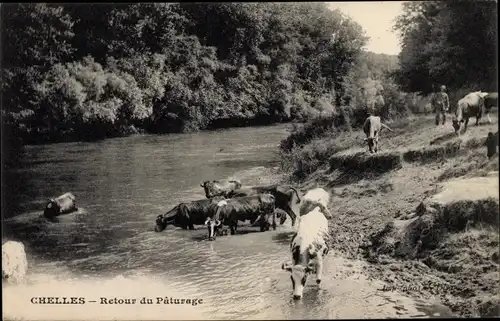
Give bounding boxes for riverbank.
[280,114,499,317]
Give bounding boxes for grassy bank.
[279,112,499,317]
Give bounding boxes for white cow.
[296,188,332,224]
[453,91,490,135]
[281,206,330,300]
[2,241,28,285]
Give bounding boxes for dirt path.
[290,114,499,317]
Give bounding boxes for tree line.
[3,3,394,146]
[393,0,497,100]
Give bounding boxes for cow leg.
[272,211,277,230]
[230,225,237,235]
[284,206,297,227]
[181,225,188,230]
[315,254,324,285]
[374,135,379,153]
[442,111,446,125]
[464,118,470,132]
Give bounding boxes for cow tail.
[381,123,393,132]
[290,187,301,204]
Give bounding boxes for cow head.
[205,217,221,241]
[281,261,315,300]
[364,137,375,153]
[154,214,168,232]
[200,180,224,198]
[205,200,227,240]
[43,198,60,218]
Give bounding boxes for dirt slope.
[295,114,499,317]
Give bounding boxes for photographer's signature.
[378,283,452,292]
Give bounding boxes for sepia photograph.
[1,1,498,320]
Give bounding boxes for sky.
[327,1,403,56]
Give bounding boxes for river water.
[2,124,450,320]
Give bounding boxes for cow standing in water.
[154,196,225,232]
[219,184,302,227]
[281,206,330,300]
[43,192,78,219]
[201,179,242,198]
[2,241,28,285]
[205,194,276,241]
[297,188,333,224]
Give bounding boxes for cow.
[205,194,276,241]
[154,196,224,232]
[2,241,28,285]
[43,192,77,219]
[201,179,242,198]
[452,91,490,135]
[281,206,330,300]
[485,131,499,159]
[297,188,333,225]
[362,115,393,153]
[227,184,302,227]
[484,92,498,111]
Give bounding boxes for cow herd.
[361,91,498,154]
[3,180,334,300]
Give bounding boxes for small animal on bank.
[201,179,242,198]
[43,192,78,219]
[484,92,498,113]
[281,206,330,300]
[223,184,302,227]
[154,196,225,232]
[205,193,276,241]
[452,91,490,135]
[485,131,499,159]
[362,115,393,153]
[2,241,28,285]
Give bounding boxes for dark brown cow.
[43,192,78,219]
[484,92,498,111]
[201,179,242,198]
[205,194,276,241]
[154,196,224,232]
[227,184,302,227]
[485,131,499,159]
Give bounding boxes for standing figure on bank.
[432,85,450,126]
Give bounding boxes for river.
[2,124,451,320]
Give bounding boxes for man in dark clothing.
[432,85,450,126]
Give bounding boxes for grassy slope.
[286,113,499,317]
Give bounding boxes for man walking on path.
[432,85,450,126]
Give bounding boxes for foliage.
[393,0,497,94]
[2,3,376,145]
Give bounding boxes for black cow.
[154,196,224,232]
[205,194,276,241]
[43,192,78,219]
[227,184,302,227]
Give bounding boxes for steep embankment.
[290,115,499,317]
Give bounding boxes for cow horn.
[281,262,292,271]
[215,220,221,226]
[204,219,210,225]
